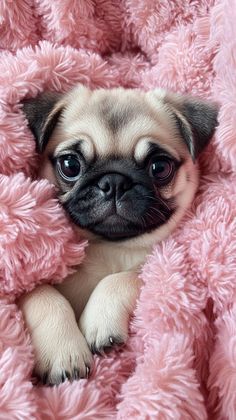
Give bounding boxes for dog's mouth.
[65,206,174,241]
[90,214,143,240]
[61,181,175,241]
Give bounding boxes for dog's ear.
[22,92,64,153]
[158,91,219,161]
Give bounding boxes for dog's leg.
[18,284,93,385]
[79,272,142,353]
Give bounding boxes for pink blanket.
[1,0,236,418]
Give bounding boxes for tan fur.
[18,85,215,385]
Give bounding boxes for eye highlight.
[148,156,175,185]
[57,154,81,182]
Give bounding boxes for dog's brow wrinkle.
[107,110,132,133]
[99,100,137,133]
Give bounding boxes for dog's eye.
[149,156,175,184]
[57,155,81,181]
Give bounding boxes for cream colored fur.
[19,85,203,384]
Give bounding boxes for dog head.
[23,85,218,245]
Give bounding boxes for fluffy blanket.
[0,0,236,418]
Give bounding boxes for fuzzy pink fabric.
[0,0,236,418]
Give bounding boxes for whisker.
[144,194,172,213]
[140,215,146,229]
[147,206,167,222]
[151,203,172,217]
[156,195,172,212]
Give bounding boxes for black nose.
[97,174,132,199]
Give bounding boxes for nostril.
[101,181,111,193]
[97,174,132,198]
[97,177,113,194]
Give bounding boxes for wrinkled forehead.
[49,89,184,160]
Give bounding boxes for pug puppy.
[19,85,218,385]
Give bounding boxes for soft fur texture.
[0,0,236,418]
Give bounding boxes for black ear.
[165,94,219,161]
[22,92,63,153]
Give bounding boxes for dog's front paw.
[79,294,129,354]
[32,320,93,385]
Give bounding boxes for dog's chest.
[82,241,148,280]
[57,241,149,317]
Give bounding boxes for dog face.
[23,85,218,244]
